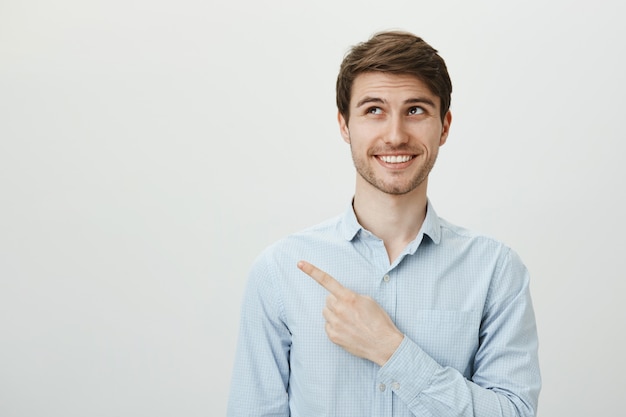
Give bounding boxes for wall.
[1,1,624,415]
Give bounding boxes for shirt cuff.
[376,335,441,407]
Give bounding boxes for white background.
[1,0,624,416]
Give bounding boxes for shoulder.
[266,214,344,254]
[250,214,345,275]
[437,217,510,252]
[436,216,528,277]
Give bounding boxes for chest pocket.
[404,310,481,377]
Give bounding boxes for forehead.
[350,72,440,107]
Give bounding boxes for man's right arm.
[227,257,291,417]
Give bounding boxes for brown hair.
[336,31,452,122]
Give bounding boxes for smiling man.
[227,31,541,417]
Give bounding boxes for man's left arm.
[298,249,541,417]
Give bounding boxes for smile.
[378,155,414,164]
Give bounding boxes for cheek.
[348,123,379,140]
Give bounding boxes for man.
[227,31,541,417]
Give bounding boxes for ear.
[439,111,452,146]
[338,112,350,144]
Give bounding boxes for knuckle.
[344,292,358,304]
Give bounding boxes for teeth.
[379,155,412,163]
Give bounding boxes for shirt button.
[391,382,400,390]
[383,275,390,282]
[378,383,386,392]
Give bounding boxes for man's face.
[339,72,451,196]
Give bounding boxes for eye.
[408,106,424,115]
[366,107,383,115]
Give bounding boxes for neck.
[353,179,428,263]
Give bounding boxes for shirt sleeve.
[227,255,291,417]
[377,248,541,417]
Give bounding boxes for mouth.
[376,155,415,164]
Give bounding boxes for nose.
[384,115,409,146]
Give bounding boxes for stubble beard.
[350,145,438,196]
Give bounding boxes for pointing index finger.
[297,260,349,298]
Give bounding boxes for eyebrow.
[355,97,385,108]
[355,96,436,108]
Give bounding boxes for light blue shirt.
[227,201,541,416]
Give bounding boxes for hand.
[297,260,404,366]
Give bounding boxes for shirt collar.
[339,198,442,246]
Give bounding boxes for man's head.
[336,31,452,123]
